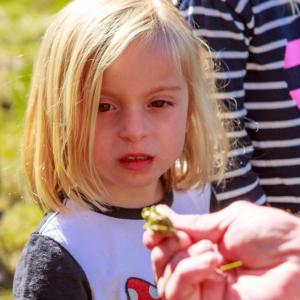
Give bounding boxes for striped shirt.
[178,0,300,212]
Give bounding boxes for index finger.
[155,202,247,243]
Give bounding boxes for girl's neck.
[104,180,164,209]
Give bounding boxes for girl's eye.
[150,100,172,108]
[98,103,115,112]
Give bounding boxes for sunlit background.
[0,1,69,298]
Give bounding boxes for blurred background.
[0,1,69,298]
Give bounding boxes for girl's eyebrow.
[101,85,182,98]
[145,85,182,95]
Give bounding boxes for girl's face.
[93,40,189,205]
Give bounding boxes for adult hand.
[143,201,300,300]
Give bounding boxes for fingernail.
[157,279,163,296]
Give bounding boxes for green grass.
[0,0,70,296]
[0,288,13,300]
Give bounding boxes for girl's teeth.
[125,156,148,161]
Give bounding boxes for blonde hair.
[22,0,228,212]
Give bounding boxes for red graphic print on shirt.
[126,277,161,300]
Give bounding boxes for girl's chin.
[103,177,162,192]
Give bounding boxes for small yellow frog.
[141,206,176,233]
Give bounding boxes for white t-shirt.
[13,187,211,300]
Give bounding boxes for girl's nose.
[119,108,148,142]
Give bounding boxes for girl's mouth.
[119,154,154,171]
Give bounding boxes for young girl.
[13,0,228,299]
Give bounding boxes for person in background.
[144,202,300,300]
[176,0,300,213]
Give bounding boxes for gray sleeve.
[13,233,92,300]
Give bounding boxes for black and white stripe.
[179,0,300,212]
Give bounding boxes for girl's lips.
[119,154,154,171]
